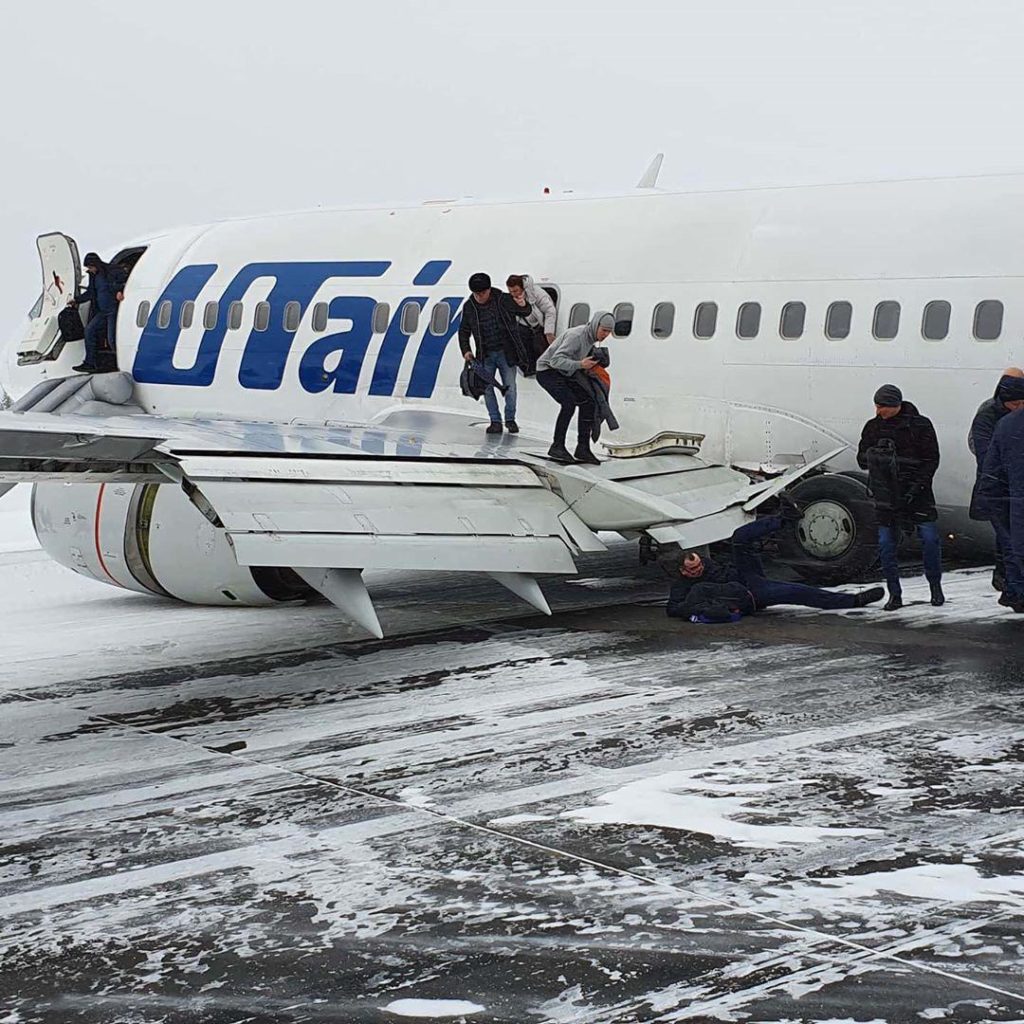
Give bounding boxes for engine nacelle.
[31,481,312,605]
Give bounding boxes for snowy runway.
[1,525,1023,1022]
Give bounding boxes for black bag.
[58,305,85,344]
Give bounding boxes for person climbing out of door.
[69,252,127,373]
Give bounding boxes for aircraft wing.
[0,376,844,634]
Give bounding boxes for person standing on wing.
[857,384,943,611]
[535,311,613,465]
[968,368,1024,596]
[458,272,523,435]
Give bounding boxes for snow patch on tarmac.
[384,998,484,1017]
[563,768,880,848]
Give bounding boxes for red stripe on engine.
[93,483,122,587]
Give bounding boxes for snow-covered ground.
[0,483,37,553]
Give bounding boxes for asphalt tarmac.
[2,554,1023,1023]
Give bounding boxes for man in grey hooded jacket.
[536,311,614,464]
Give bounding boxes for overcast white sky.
[4,0,1024,333]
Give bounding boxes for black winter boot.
[574,445,601,466]
[547,443,574,464]
[486,422,503,435]
[883,590,903,611]
[929,581,945,607]
[505,420,519,434]
[854,586,885,607]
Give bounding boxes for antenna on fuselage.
[636,153,664,189]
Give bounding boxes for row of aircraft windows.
[568,299,1007,342]
[137,298,441,337]
[136,296,1008,345]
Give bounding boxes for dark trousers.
[536,368,594,448]
[878,522,942,595]
[993,522,1024,598]
[84,311,117,365]
[732,516,857,611]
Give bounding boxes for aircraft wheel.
[778,474,879,584]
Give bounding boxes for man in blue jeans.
[976,405,1024,612]
[857,384,943,611]
[667,513,884,622]
[457,272,525,435]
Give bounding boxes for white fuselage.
[11,174,1023,543]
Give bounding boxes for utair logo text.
[132,260,463,398]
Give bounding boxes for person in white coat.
[516,274,557,345]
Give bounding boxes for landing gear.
[778,473,879,585]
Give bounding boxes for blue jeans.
[731,516,857,610]
[878,522,942,595]
[746,576,858,611]
[993,522,1024,598]
[482,351,517,424]
[84,311,117,364]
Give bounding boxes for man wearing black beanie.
[857,384,943,610]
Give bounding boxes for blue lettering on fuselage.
[132,260,466,400]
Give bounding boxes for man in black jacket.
[69,252,127,373]
[666,514,883,622]
[857,384,943,611]
[458,272,526,435]
[968,369,1024,593]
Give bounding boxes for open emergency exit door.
[17,232,81,364]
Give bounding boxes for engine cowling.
[31,481,313,605]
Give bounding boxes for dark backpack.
[58,305,85,344]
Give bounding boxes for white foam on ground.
[383,999,484,1018]
[761,862,1024,912]
[563,768,880,849]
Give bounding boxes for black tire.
[778,473,879,585]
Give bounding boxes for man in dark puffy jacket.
[968,369,1024,593]
[458,272,527,435]
[667,514,883,622]
[976,407,1024,612]
[857,384,942,611]
[69,252,127,373]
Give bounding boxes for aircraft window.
[203,301,219,330]
[825,301,852,340]
[872,301,900,340]
[311,301,329,333]
[973,300,1003,341]
[227,301,244,331]
[736,302,761,339]
[29,293,43,319]
[253,301,271,332]
[568,302,590,328]
[400,302,420,335]
[283,300,302,332]
[135,301,151,329]
[651,302,675,339]
[179,301,194,330]
[922,300,951,340]
[693,301,718,339]
[372,302,391,333]
[430,302,451,334]
[156,300,172,330]
[779,301,805,340]
[613,302,634,337]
